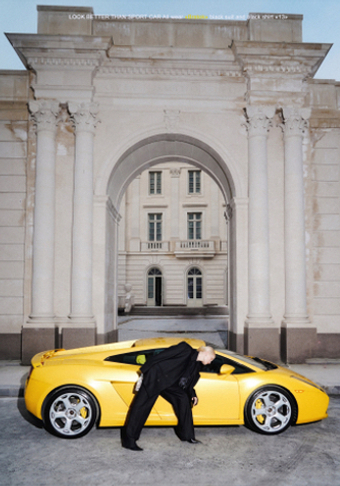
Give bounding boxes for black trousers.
[122,383,195,446]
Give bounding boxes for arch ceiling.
[106,133,236,209]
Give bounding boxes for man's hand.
[191,396,198,407]
[135,374,143,392]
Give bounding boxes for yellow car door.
[153,359,240,424]
[193,370,240,423]
[100,350,162,425]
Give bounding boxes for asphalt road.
[1,397,339,486]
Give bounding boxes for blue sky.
[1,0,339,80]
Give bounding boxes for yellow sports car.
[24,337,329,439]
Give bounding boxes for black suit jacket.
[140,342,200,399]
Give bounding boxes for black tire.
[42,386,99,439]
[244,386,297,435]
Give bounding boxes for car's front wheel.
[42,387,98,439]
[245,386,297,435]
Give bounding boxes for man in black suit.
[121,341,216,451]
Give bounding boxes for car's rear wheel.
[245,386,297,435]
[42,387,98,439]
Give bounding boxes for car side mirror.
[219,364,235,375]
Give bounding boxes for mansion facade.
[0,6,339,364]
[118,163,228,309]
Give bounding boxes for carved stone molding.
[27,57,100,69]
[99,65,241,78]
[243,106,275,137]
[68,102,100,133]
[164,109,180,132]
[244,63,311,76]
[224,204,233,222]
[170,168,181,178]
[280,108,310,138]
[28,100,61,133]
[106,196,122,223]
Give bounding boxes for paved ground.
[1,396,339,486]
[118,315,230,348]
[1,316,339,485]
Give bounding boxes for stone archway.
[93,133,247,353]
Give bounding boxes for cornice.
[6,33,113,51]
[232,41,332,79]
[6,33,113,71]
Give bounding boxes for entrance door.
[187,267,203,307]
[147,268,162,306]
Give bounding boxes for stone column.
[280,108,316,363]
[22,100,60,364]
[244,106,279,361]
[66,102,98,343]
[29,100,60,317]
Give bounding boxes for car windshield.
[216,350,269,371]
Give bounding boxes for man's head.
[197,346,216,365]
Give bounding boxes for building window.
[149,171,162,195]
[148,213,162,241]
[188,213,202,240]
[188,170,201,194]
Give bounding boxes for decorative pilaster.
[68,102,99,322]
[170,168,181,241]
[244,106,279,361]
[129,176,141,251]
[280,108,315,362]
[164,110,180,132]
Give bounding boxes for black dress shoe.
[122,443,143,451]
[187,438,202,444]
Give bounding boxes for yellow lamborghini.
[24,337,329,439]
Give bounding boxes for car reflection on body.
[24,337,329,439]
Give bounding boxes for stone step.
[128,306,229,316]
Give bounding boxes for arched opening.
[94,132,243,350]
[105,133,235,209]
[187,267,203,307]
[147,267,163,307]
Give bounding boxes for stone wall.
[0,6,339,362]
[0,71,29,359]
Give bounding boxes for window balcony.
[138,240,227,256]
[174,240,216,258]
[140,241,170,251]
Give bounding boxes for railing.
[174,240,216,258]
[140,241,170,251]
[175,240,215,250]
[138,240,227,255]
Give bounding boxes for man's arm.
[140,341,192,374]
